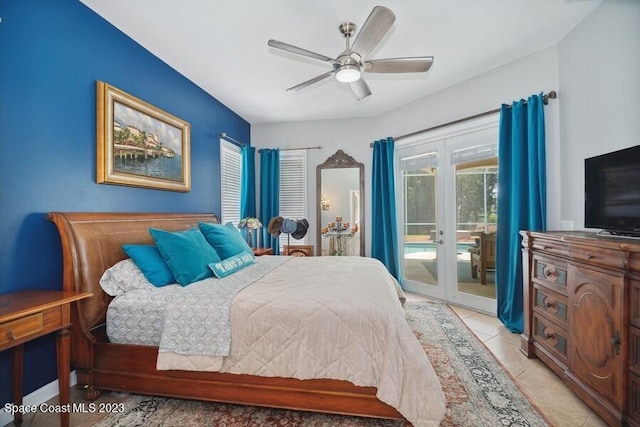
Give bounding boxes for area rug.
[94,301,548,427]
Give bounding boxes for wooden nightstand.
[0,290,92,427]
[252,247,274,256]
[283,245,314,257]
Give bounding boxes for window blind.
[220,139,242,225]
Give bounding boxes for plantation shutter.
[220,139,242,225]
[279,150,307,246]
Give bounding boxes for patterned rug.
[94,301,548,426]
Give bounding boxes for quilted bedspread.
[158,256,290,356]
[154,256,445,426]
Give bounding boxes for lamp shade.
[238,217,262,229]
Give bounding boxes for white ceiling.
[80,0,602,124]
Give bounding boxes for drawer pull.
[1,313,44,342]
[544,301,554,309]
[544,332,553,340]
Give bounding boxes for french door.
[396,115,499,314]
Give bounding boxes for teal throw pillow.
[149,228,221,286]
[199,222,254,260]
[122,244,176,287]
[208,250,255,278]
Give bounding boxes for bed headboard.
[47,212,219,334]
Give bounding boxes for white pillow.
[99,258,156,296]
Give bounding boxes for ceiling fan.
[267,6,433,101]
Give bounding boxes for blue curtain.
[240,145,256,218]
[371,137,400,281]
[496,93,546,333]
[259,149,280,254]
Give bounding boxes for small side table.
[252,247,274,256]
[283,245,314,257]
[0,290,92,427]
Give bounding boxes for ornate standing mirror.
[316,150,365,256]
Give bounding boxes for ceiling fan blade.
[287,70,335,91]
[350,6,396,59]
[268,39,335,63]
[349,78,372,101]
[364,57,434,73]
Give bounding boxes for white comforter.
[155,256,445,426]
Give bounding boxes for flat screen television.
[585,145,640,237]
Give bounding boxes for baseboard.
[0,371,77,426]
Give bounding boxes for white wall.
[252,0,639,254]
[557,0,640,230]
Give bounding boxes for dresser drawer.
[531,239,569,258]
[532,284,568,329]
[570,245,627,271]
[532,255,568,296]
[533,313,568,367]
[0,307,63,348]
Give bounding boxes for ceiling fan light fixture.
[335,65,361,83]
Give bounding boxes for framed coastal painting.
[96,81,191,191]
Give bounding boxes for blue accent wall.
[0,0,250,405]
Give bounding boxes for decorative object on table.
[237,217,262,248]
[267,217,310,248]
[96,81,191,192]
[281,218,298,235]
[321,217,356,256]
[291,219,309,240]
[267,216,284,238]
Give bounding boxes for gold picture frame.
[96,81,191,192]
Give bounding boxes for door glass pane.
[455,159,498,299]
[402,162,438,286]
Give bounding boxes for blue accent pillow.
[122,244,176,287]
[208,250,255,278]
[199,222,254,260]
[149,228,222,286]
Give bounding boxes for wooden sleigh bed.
[47,211,404,420]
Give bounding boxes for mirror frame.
[316,150,365,256]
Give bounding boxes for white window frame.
[220,139,242,225]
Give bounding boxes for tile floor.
[441,302,608,427]
[4,296,608,427]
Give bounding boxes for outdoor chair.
[470,232,496,285]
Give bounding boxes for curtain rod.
[219,132,245,147]
[372,90,557,145]
[258,146,322,153]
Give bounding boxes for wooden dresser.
[520,231,640,426]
